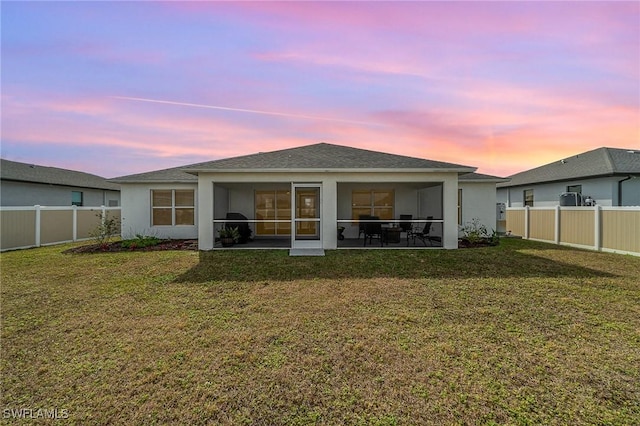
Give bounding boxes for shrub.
[218,227,240,243]
[460,218,499,246]
[121,234,162,249]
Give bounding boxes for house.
[497,147,640,208]
[0,158,120,207]
[110,143,505,253]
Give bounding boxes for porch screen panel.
[276,190,291,235]
[373,190,393,220]
[352,191,371,222]
[351,190,394,221]
[256,192,276,235]
[255,190,291,236]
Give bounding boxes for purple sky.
[2,1,638,178]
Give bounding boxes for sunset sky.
[2,1,638,179]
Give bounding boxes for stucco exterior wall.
[497,176,640,207]
[459,181,498,233]
[1,180,120,207]
[119,182,198,239]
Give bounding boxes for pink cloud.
[5,82,636,179]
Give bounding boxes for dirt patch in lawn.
[63,239,198,254]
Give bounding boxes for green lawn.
[1,240,639,425]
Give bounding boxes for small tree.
[89,212,118,249]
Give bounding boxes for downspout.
[617,175,632,206]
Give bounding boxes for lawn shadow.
[174,240,618,283]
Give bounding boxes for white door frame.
[291,183,322,249]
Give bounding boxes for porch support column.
[198,178,214,250]
[322,178,338,250]
[442,176,459,249]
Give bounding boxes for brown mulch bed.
[458,238,500,248]
[63,239,198,254]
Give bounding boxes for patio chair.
[358,214,371,239]
[399,214,412,243]
[408,216,435,246]
[363,216,384,247]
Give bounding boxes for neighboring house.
[110,143,505,252]
[0,158,120,207]
[497,147,640,207]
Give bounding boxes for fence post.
[72,205,78,242]
[594,205,602,251]
[554,205,561,244]
[524,206,530,239]
[34,205,41,247]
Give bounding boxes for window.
[151,189,194,226]
[108,200,119,207]
[255,190,291,235]
[352,190,394,221]
[71,191,83,206]
[524,189,534,207]
[567,184,582,194]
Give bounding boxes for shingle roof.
[1,158,120,191]
[497,147,640,188]
[184,143,474,171]
[459,172,509,182]
[109,164,198,183]
[111,143,476,183]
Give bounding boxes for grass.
[1,239,639,425]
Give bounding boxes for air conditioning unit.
[560,192,596,206]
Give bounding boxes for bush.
[218,227,240,243]
[460,218,499,247]
[121,234,163,249]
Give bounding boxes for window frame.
[523,189,534,207]
[151,189,195,226]
[255,189,291,236]
[566,184,582,194]
[71,191,83,207]
[351,189,395,222]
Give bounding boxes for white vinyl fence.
[506,206,640,256]
[0,205,121,252]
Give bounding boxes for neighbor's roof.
[1,158,120,191]
[111,143,476,183]
[497,147,640,188]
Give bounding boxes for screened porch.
[211,181,445,249]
